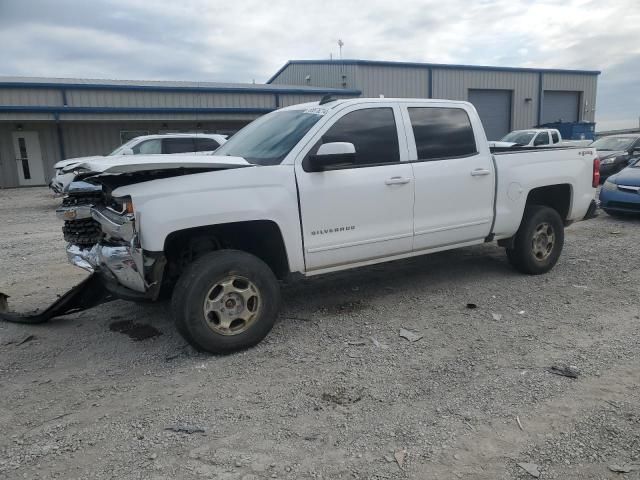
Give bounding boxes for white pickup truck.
[12,98,599,353]
[489,128,592,148]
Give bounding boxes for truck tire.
[506,205,564,275]
[171,250,281,354]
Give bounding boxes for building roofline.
[266,59,601,83]
[0,105,275,116]
[0,78,361,96]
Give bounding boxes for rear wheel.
[171,250,280,353]
[506,205,564,275]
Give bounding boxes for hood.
[54,156,104,170]
[596,150,625,160]
[64,154,251,174]
[610,165,640,186]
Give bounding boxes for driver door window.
[133,139,162,154]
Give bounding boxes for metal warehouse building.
[0,78,360,188]
[268,59,600,142]
[0,59,599,188]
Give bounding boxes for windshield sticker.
[303,107,328,116]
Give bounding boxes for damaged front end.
[57,179,165,301]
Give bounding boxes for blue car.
[599,159,640,215]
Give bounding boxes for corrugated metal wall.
[430,69,539,130]
[270,64,359,90]
[271,63,598,130]
[356,65,429,98]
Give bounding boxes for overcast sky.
[0,0,638,130]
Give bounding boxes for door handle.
[385,176,411,185]
[470,168,491,176]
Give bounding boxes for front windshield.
[590,136,636,151]
[214,110,323,165]
[501,131,536,144]
[108,138,139,156]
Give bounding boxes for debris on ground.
[466,303,477,309]
[547,365,580,379]
[399,328,423,342]
[608,464,640,473]
[517,462,540,478]
[492,313,503,321]
[164,425,206,434]
[518,310,526,315]
[516,415,524,431]
[4,334,35,346]
[394,449,407,469]
[609,231,622,235]
[370,337,389,349]
[346,340,366,346]
[0,292,8,313]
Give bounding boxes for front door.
[401,103,495,251]
[295,105,414,272]
[11,131,46,186]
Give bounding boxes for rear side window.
[408,107,477,160]
[195,138,220,152]
[163,138,196,154]
[133,139,162,154]
[321,108,400,166]
[534,133,550,146]
[551,131,560,143]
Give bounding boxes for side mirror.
[120,147,134,156]
[304,142,356,172]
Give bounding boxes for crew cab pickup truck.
[489,128,592,149]
[49,98,599,353]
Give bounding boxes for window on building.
[120,130,149,144]
[162,138,196,154]
[319,108,400,166]
[408,107,477,160]
[133,139,162,154]
[195,138,220,152]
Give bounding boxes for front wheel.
[171,250,281,353]
[506,205,564,275]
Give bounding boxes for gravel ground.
[0,187,639,480]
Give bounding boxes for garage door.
[468,89,512,141]
[542,91,580,124]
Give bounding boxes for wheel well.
[525,184,572,221]
[164,220,290,281]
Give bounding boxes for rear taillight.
[592,158,600,188]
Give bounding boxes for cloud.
[0,0,638,129]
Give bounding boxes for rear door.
[401,103,495,251]
[295,104,414,271]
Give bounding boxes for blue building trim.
[0,80,361,96]
[267,59,601,84]
[0,106,276,115]
[537,72,544,126]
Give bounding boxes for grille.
[62,193,102,207]
[62,218,103,246]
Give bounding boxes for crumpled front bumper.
[66,242,147,293]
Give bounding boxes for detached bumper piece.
[0,274,112,324]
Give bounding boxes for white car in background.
[49,133,228,194]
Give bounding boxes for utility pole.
[338,39,344,60]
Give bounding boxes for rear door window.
[534,133,550,146]
[163,138,196,154]
[407,107,477,160]
[551,131,560,143]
